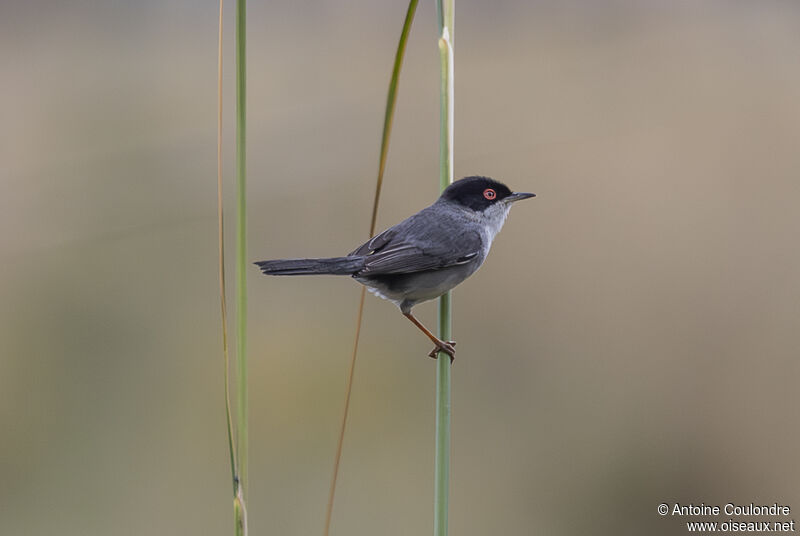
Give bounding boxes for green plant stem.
[370,0,419,234]
[219,0,246,533]
[323,3,419,535]
[435,2,454,536]
[235,0,248,500]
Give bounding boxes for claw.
[428,340,456,362]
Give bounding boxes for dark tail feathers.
[254,256,365,276]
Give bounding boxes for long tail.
[254,256,365,276]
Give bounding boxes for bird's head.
[438,175,535,239]
[440,175,535,212]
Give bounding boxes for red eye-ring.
[483,188,497,200]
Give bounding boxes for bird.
[255,175,535,361]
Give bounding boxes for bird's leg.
[402,312,456,362]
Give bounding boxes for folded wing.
[349,207,482,275]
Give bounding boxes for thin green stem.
[220,0,246,533]
[323,3,419,535]
[235,0,249,501]
[435,3,454,536]
[370,0,419,235]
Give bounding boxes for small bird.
[255,176,535,361]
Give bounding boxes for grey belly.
[355,261,479,312]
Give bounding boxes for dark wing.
[348,206,482,275]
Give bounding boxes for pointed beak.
[506,192,536,203]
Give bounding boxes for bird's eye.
[483,188,496,200]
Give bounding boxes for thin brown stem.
[323,286,367,536]
[218,0,239,489]
[323,3,419,535]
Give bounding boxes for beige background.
[2,1,799,534]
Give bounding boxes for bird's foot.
[428,340,456,363]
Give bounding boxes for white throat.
[481,201,513,241]
[459,201,512,252]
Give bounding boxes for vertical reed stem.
[434,2,454,536]
[235,0,249,498]
[220,0,247,532]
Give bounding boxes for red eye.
[483,188,496,200]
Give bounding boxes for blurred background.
[2,1,799,534]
